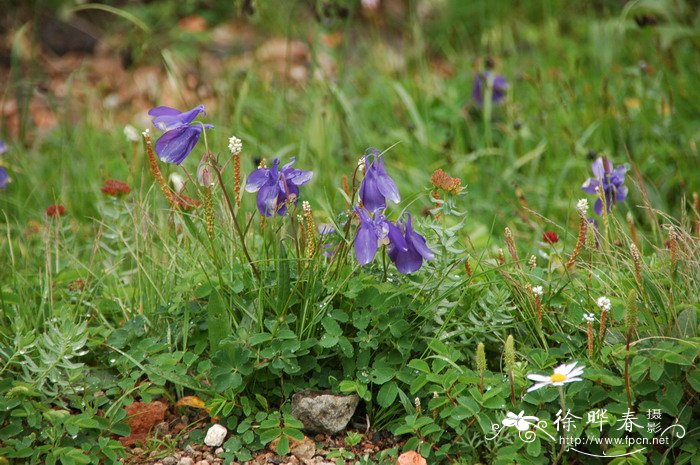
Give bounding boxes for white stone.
[204,424,227,447]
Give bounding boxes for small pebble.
[178,458,194,465]
[195,461,209,465]
[214,448,224,455]
[204,424,228,447]
[162,456,177,465]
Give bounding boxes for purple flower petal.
[375,158,401,204]
[388,244,423,274]
[0,167,9,189]
[386,221,408,252]
[581,177,600,194]
[591,158,605,179]
[150,105,205,131]
[355,222,378,265]
[594,198,603,215]
[359,169,386,212]
[611,165,627,185]
[154,126,203,165]
[245,168,270,192]
[616,186,628,202]
[283,167,314,186]
[257,183,280,217]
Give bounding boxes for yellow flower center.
[550,373,567,383]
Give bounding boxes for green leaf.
[408,359,431,373]
[276,435,289,455]
[207,292,228,354]
[688,370,700,393]
[377,381,399,407]
[259,427,282,444]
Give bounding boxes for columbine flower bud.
[228,136,242,155]
[124,124,139,142]
[197,157,215,187]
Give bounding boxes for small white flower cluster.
[141,128,150,138]
[583,312,595,322]
[228,136,243,155]
[531,285,543,297]
[596,296,611,313]
[357,157,366,173]
[124,124,140,142]
[302,200,312,213]
[576,198,589,216]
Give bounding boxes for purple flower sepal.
[354,207,407,266]
[245,158,313,217]
[148,105,213,165]
[581,157,628,215]
[388,214,434,274]
[472,71,508,107]
[359,149,400,212]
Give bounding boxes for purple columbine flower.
[472,71,508,107]
[359,149,400,212]
[354,207,407,265]
[0,167,8,189]
[245,158,313,217]
[581,157,628,215]
[148,105,213,165]
[388,214,434,274]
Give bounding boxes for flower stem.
[212,164,260,281]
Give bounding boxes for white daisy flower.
[596,296,611,313]
[502,411,540,431]
[526,362,584,392]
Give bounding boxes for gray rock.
[162,457,178,465]
[291,390,359,434]
[204,424,228,447]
